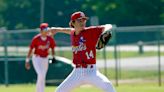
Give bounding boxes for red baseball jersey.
[30,34,56,57]
[71,26,104,64]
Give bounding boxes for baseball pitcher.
[50,11,115,92]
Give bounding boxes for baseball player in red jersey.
[25,23,56,92]
[50,11,116,92]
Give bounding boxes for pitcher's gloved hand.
[49,57,57,64]
[96,31,112,50]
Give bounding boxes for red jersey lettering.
[30,34,56,57]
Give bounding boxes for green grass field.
[0,83,164,92]
[0,69,163,92]
[0,50,163,92]
[99,68,164,79]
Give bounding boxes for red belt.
[75,64,94,68]
[35,54,47,58]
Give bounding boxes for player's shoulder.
[85,26,96,30]
[70,29,75,35]
[30,34,40,43]
[84,26,103,33]
[33,34,41,40]
[85,26,102,30]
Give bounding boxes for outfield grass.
[0,83,164,92]
[115,83,164,92]
[99,68,164,80]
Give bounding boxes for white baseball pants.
[56,65,116,92]
[32,55,49,92]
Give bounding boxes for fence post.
[157,31,161,86]
[113,25,119,86]
[3,29,9,87]
[138,41,144,54]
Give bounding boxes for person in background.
[25,23,56,92]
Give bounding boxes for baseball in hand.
[25,62,31,70]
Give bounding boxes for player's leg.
[40,57,49,92]
[56,68,82,92]
[88,70,116,92]
[32,56,48,92]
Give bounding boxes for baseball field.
[0,68,164,92]
[0,83,164,92]
[0,47,164,92]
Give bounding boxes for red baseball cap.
[70,11,88,21]
[40,23,48,31]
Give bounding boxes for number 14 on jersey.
[85,50,94,59]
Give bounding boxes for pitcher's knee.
[38,77,44,82]
[37,74,46,83]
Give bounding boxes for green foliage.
[0,0,163,30]
[82,0,164,26]
[0,0,40,29]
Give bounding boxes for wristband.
[26,58,30,63]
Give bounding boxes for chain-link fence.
[0,25,164,86]
[110,25,164,86]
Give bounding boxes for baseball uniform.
[30,34,56,92]
[56,26,115,92]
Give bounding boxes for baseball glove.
[96,30,112,50]
[49,57,57,64]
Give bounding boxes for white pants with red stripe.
[56,65,116,92]
[32,55,49,92]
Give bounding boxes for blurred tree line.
[0,0,163,30]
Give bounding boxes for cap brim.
[78,17,89,20]
[41,27,48,31]
[71,17,89,21]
